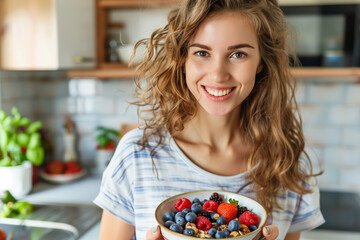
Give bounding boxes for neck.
[184,106,242,149]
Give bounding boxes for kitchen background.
[0,0,360,239]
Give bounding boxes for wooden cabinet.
[0,0,96,70]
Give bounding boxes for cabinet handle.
[73,56,94,63]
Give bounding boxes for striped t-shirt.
[94,128,325,240]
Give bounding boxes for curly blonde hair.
[132,0,318,214]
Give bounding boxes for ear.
[256,64,263,74]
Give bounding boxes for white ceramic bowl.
[117,44,145,65]
[155,190,268,240]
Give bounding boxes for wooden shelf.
[98,0,180,8]
[290,67,360,78]
[68,67,360,80]
[68,65,135,79]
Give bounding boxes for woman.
[94,1,325,239]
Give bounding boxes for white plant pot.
[95,149,114,175]
[0,161,33,198]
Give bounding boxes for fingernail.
[265,226,271,235]
[152,225,159,233]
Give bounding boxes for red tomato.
[64,161,82,174]
[105,142,116,150]
[45,161,65,174]
[0,229,6,240]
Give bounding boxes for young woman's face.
[185,11,261,116]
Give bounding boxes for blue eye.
[231,52,247,59]
[195,51,209,57]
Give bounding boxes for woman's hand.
[146,225,163,240]
[146,225,279,240]
[262,225,279,240]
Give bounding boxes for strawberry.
[202,200,218,212]
[174,198,192,212]
[216,202,238,224]
[239,211,259,227]
[196,216,212,231]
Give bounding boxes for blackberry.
[198,210,211,220]
[209,192,223,205]
[237,206,248,217]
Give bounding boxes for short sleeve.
[93,131,137,226]
[288,174,325,232]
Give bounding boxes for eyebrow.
[188,43,255,50]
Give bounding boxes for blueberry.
[249,225,258,231]
[169,223,183,233]
[175,211,186,221]
[176,216,186,227]
[215,230,227,239]
[192,198,201,204]
[185,212,197,223]
[183,228,195,236]
[171,210,178,215]
[164,220,175,228]
[208,227,217,236]
[191,202,203,214]
[210,212,219,222]
[228,219,240,232]
[182,208,191,214]
[163,211,175,222]
[201,199,207,205]
[216,216,226,226]
[223,229,230,237]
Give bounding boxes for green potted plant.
[0,107,45,197]
[95,126,120,174]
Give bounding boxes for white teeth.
[206,88,232,97]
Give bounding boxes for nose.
[208,56,230,82]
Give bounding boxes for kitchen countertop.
[21,173,103,240]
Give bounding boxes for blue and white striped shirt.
[94,128,324,240]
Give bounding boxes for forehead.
[189,11,258,47]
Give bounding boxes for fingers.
[262,225,279,240]
[145,225,163,240]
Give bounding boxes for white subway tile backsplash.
[328,105,359,126]
[299,104,328,124]
[99,79,135,96]
[342,128,360,146]
[318,167,339,189]
[303,125,341,145]
[72,115,99,134]
[345,85,360,104]
[308,83,344,104]
[77,133,97,163]
[69,78,100,97]
[82,97,115,115]
[324,147,360,168]
[36,79,69,98]
[295,82,308,104]
[97,116,124,130]
[55,97,78,114]
[339,169,360,191]
[116,99,138,122]
[33,98,56,115]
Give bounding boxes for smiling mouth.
[204,87,235,97]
